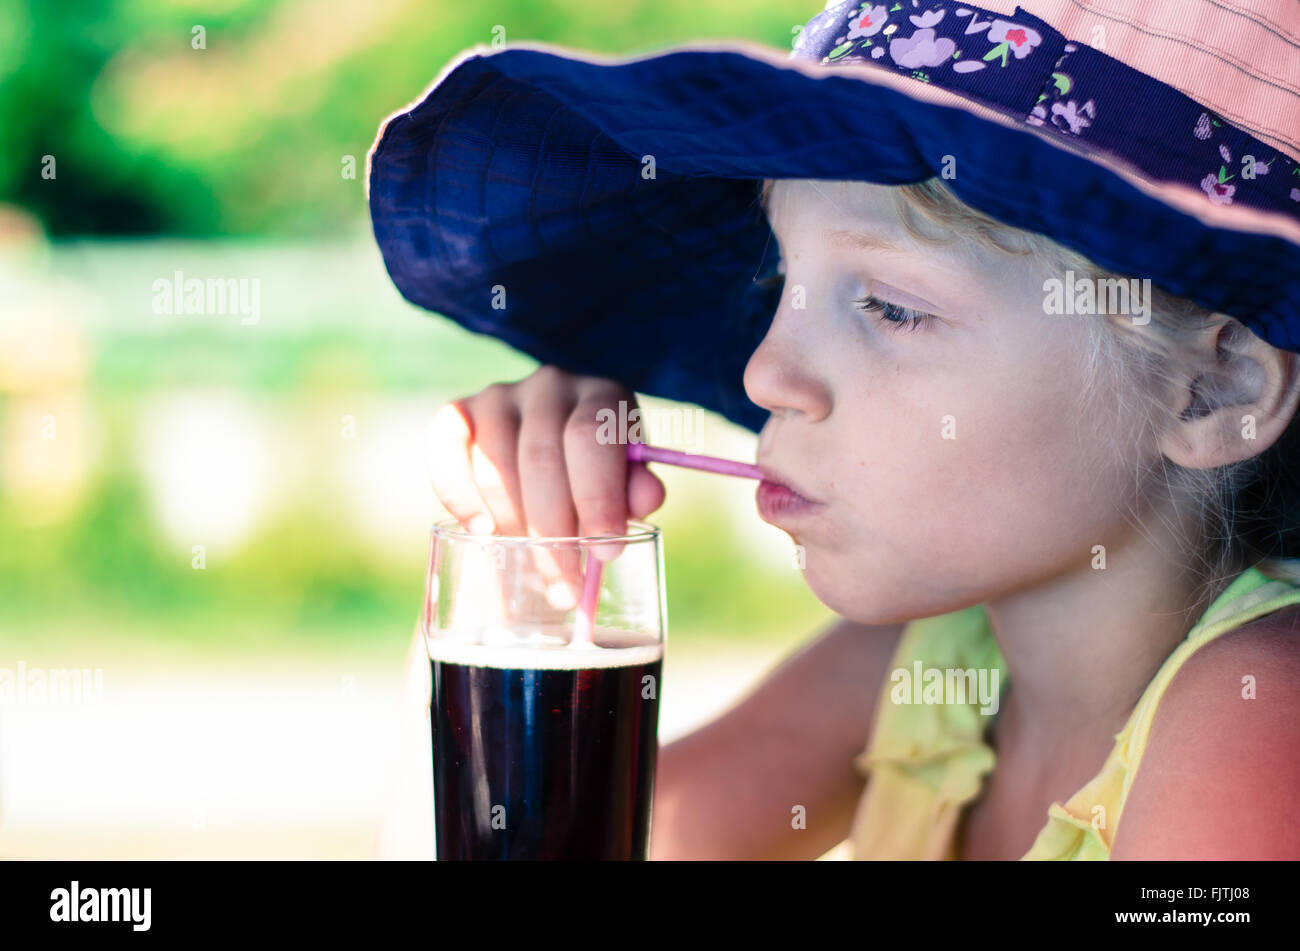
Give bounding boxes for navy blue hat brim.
[368,39,1300,436]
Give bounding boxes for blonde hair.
[884,178,1300,597]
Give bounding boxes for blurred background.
[0,0,839,858]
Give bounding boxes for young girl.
[369,0,1300,859]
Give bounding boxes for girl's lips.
[756,479,823,523]
[756,464,820,503]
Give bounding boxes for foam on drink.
[427,624,662,669]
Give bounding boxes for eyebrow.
[760,182,903,254]
[822,228,903,254]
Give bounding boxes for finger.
[590,460,666,568]
[564,390,632,560]
[516,392,581,609]
[464,385,527,537]
[428,401,495,536]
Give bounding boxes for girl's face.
[746,179,1158,624]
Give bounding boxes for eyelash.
[854,294,935,331]
[753,264,936,331]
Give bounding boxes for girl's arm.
[649,615,904,860]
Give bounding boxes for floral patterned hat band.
[792,0,1300,216]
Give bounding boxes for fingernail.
[467,514,495,535]
[546,580,579,610]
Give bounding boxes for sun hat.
[366,0,1300,436]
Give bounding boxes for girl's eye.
[854,294,935,331]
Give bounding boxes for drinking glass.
[423,518,667,860]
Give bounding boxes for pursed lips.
[756,462,822,504]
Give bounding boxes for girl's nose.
[742,313,832,421]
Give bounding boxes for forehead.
[761,178,894,232]
[758,178,1050,291]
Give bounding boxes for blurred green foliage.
[0,1,831,660]
[2,0,806,236]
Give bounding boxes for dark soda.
[429,626,662,860]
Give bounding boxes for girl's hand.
[428,365,666,608]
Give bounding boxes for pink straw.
[572,442,762,647]
[625,441,763,479]
[571,550,602,648]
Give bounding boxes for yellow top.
[848,564,1300,860]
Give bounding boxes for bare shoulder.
[1111,603,1300,859]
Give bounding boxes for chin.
[801,557,948,626]
[800,561,891,625]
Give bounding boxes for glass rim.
[430,516,660,547]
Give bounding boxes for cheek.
[964,343,1144,544]
[952,399,1134,553]
[839,348,1141,570]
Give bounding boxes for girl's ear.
[1159,316,1300,469]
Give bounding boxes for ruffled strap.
[849,605,1007,860]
